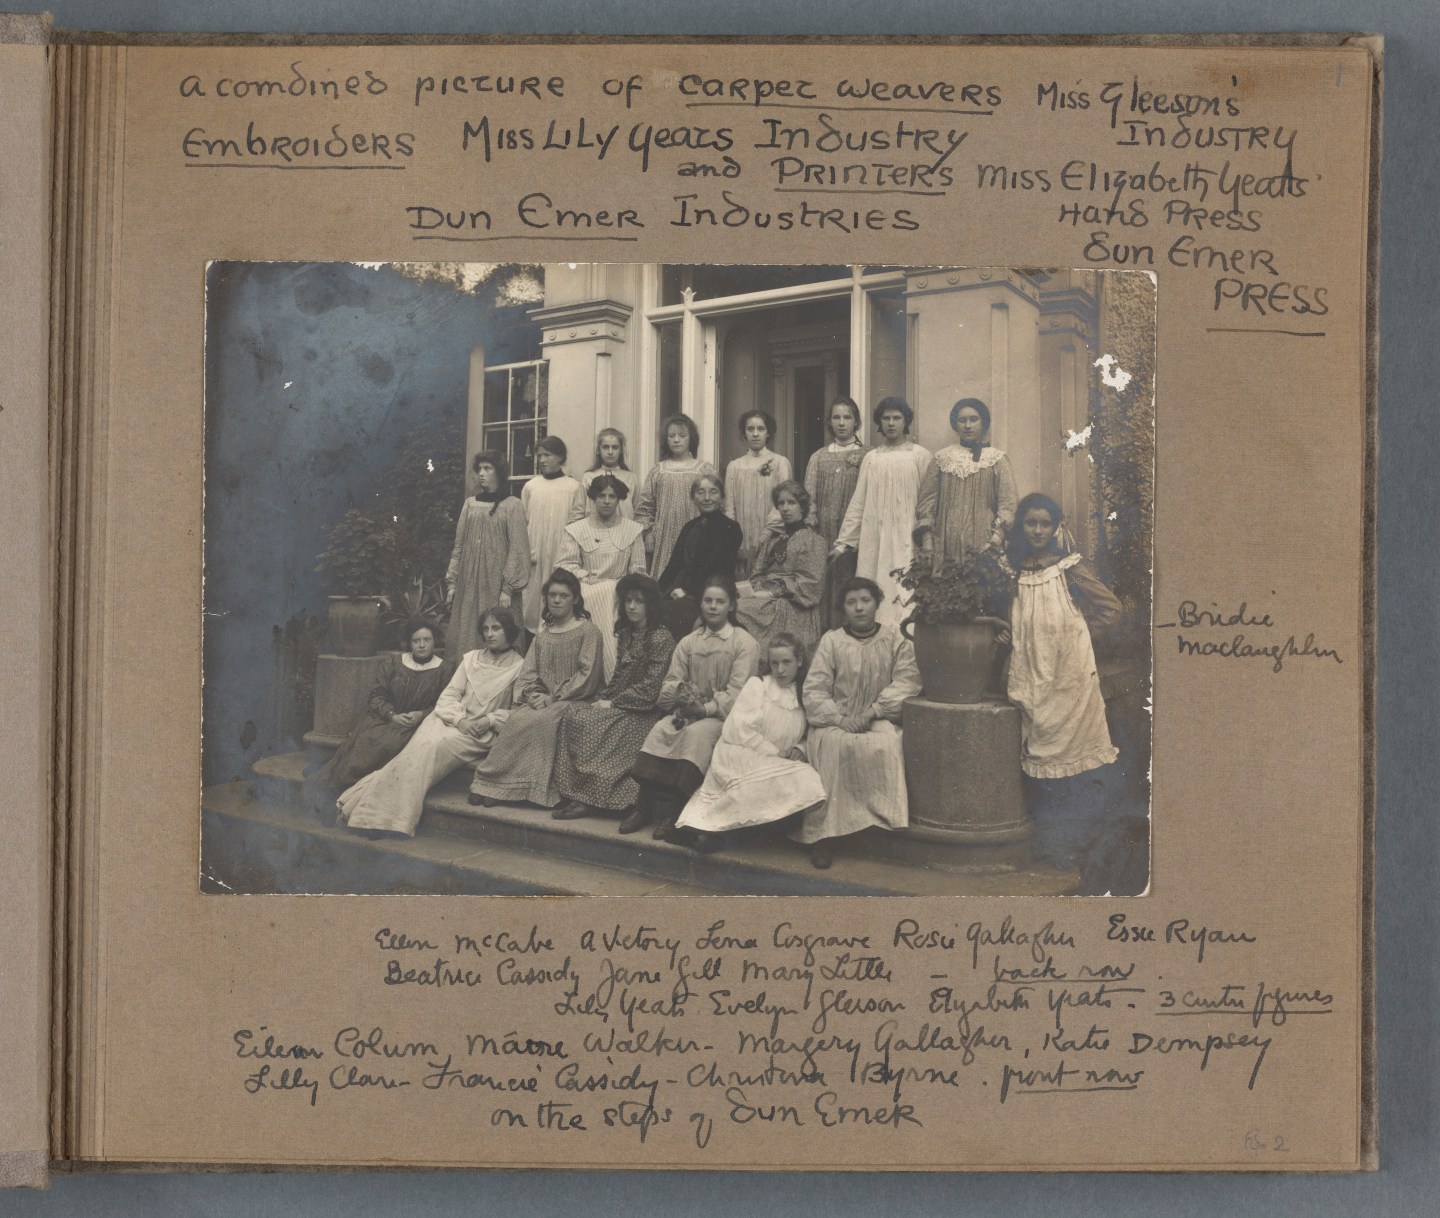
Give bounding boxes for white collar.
[400,653,443,671]
[697,621,735,640]
[935,444,1006,475]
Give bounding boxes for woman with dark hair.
[725,408,792,573]
[736,480,825,661]
[336,606,524,838]
[914,397,1019,569]
[633,412,717,577]
[655,472,743,640]
[803,395,867,628]
[467,569,604,808]
[622,574,759,839]
[558,473,648,681]
[446,450,530,658]
[834,396,933,625]
[792,576,922,869]
[521,435,586,634]
[313,619,457,794]
[578,427,636,518]
[549,573,678,822]
[674,633,826,854]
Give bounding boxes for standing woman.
[313,619,457,794]
[558,474,648,680]
[445,450,530,659]
[735,480,826,661]
[633,412,717,579]
[624,575,759,839]
[833,396,933,626]
[655,473,742,640]
[549,573,677,822]
[725,409,792,574]
[793,577,923,869]
[468,569,604,808]
[674,633,827,854]
[577,427,636,519]
[803,395,867,628]
[914,398,1019,568]
[521,435,586,634]
[336,606,524,838]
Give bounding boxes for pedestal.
[312,653,394,738]
[902,698,1030,844]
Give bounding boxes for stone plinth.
[313,653,393,738]
[902,698,1030,844]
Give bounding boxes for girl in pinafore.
[578,427,637,520]
[633,412,717,579]
[803,395,867,628]
[725,409,792,575]
[520,435,586,634]
[998,493,1123,867]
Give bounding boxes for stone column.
[903,268,1042,477]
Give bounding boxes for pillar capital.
[530,298,633,348]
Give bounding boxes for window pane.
[483,370,509,424]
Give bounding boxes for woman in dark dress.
[655,472,742,641]
[548,573,677,822]
[313,619,456,792]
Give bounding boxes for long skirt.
[676,741,825,833]
[314,718,415,791]
[336,716,494,837]
[791,721,908,844]
[583,578,621,683]
[467,704,567,807]
[630,716,724,796]
[551,704,665,811]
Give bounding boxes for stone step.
[237,752,1078,898]
[202,782,718,897]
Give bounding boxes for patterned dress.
[521,473,587,633]
[577,467,638,520]
[675,676,826,833]
[336,647,523,836]
[550,625,677,812]
[445,494,530,658]
[835,441,933,626]
[557,515,648,681]
[633,457,718,578]
[913,444,1019,569]
[735,524,826,660]
[725,447,793,573]
[792,624,923,844]
[315,653,456,791]
[1008,554,1121,779]
[803,440,866,628]
[467,617,604,806]
[630,622,759,796]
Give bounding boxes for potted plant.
[894,547,1014,704]
[315,508,396,658]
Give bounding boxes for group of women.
[318,393,1124,872]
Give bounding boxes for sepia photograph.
[201,261,1154,897]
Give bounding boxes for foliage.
[1087,272,1156,656]
[315,423,466,631]
[893,547,1014,627]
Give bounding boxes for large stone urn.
[901,613,1030,846]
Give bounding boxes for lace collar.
[1017,552,1081,584]
[400,653,444,671]
[935,444,1007,477]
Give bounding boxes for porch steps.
[201,751,1077,898]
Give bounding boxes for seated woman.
[655,473,742,641]
[335,607,524,838]
[735,480,825,664]
[791,576,923,869]
[548,573,677,822]
[313,619,456,796]
[674,633,826,854]
[558,473,647,683]
[624,575,758,840]
[467,569,604,809]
